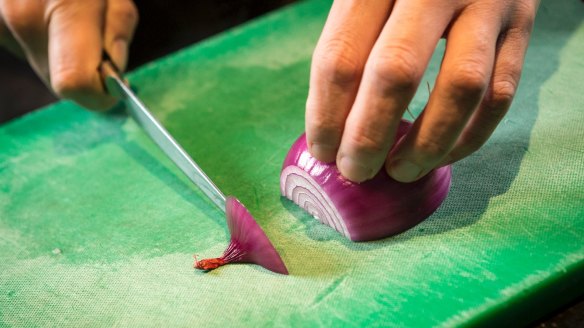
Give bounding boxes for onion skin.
[194,197,289,275]
[280,121,452,242]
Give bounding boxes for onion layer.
[194,197,289,274]
[280,121,452,242]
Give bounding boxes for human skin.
[0,0,138,110]
[306,0,540,183]
[0,0,540,184]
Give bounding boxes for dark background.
[0,1,582,326]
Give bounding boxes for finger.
[387,7,500,182]
[47,1,116,110]
[104,0,138,71]
[306,0,392,163]
[441,13,536,164]
[0,6,25,57]
[337,1,453,182]
[0,0,50,82]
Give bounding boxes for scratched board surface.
[1,1,583,327]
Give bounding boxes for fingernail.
[310,143,336,163]
[339,155,373,182]
[389,160,422,182]
[110,39,128,71]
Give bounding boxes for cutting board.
[1,1,583,326]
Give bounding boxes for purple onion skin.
[223,197,289,275]
[280,121,452,242]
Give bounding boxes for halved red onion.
[280,121,452,242]
[194,197,289,274]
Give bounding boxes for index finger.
[306,0,392,163]
[47,1,116,110]
[336,2,453,182]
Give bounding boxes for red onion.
[280,121,452,242]
[194,197,288,275]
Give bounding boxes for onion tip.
[193,197,289,275]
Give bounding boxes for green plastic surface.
[1,1,583,326]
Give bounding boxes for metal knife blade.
[99,52,226,212]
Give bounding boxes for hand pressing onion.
[280,120,451,241]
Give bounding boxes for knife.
[99,51,227,212]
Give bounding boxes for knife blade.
[99,51,226,212]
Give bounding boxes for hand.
[0,0,138,110]
[306,0,539,183]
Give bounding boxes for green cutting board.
[1,1,583,326]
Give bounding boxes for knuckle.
[447,61,489,97]
[51,68,94,99]
[512,2,537,32]
[345,129,386,154]
[414,135,450,158]
[517,17,535,35]
[314,38,363,86]
[488,77,517,109]
[504,25,531,43]
[369,44,420,93]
